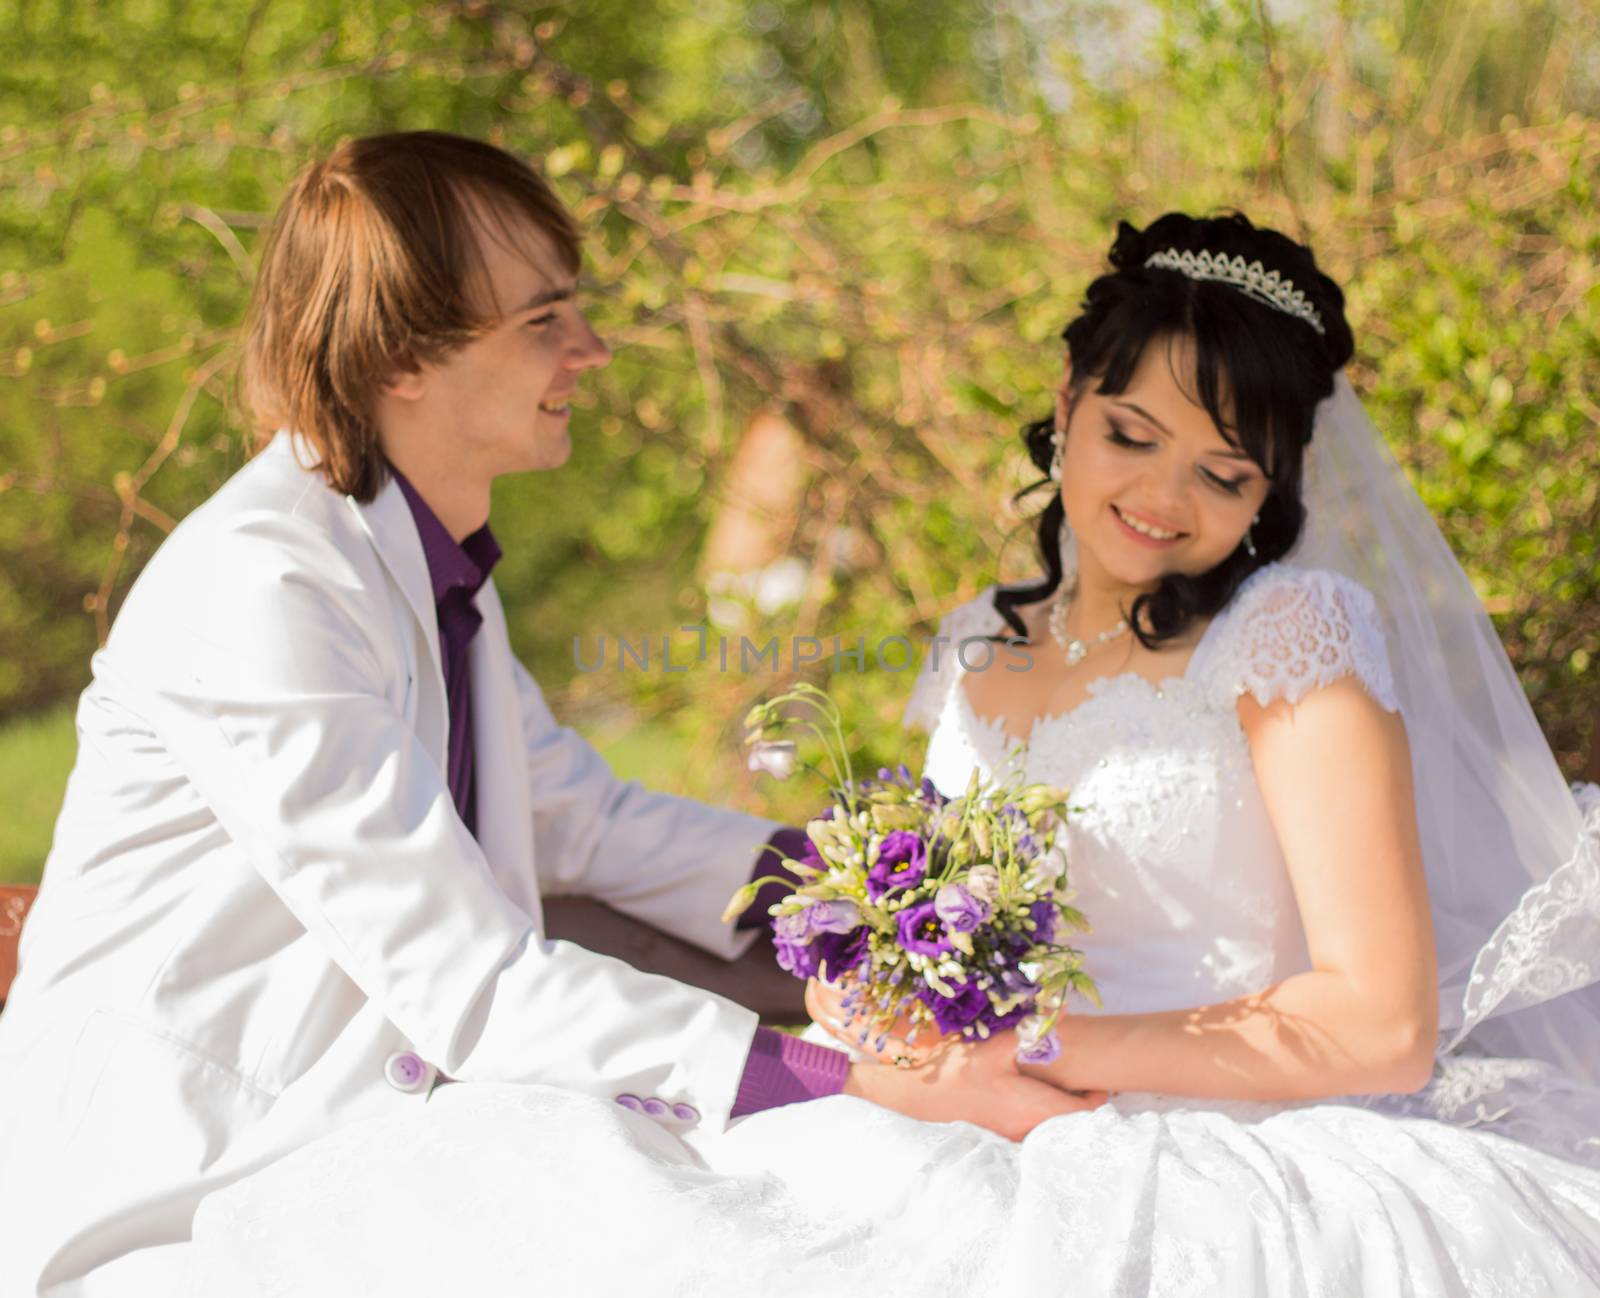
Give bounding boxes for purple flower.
[896,900,952,956]
[978,1001,1031,1033]
[774,900,862,944]
[916,978,989,1033]
[772,899,867,981]
[774,924,869,981]
[919,778,948,808]
[1016,1028,1062,1065]
[867,831,928,899]
[772,932,817,977]
[818,926,870,980]
[806,899,863,934]
[1029,900,1058,945]
[934,883,991,933]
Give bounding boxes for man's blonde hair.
[240,130,581,500]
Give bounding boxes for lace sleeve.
[1219,565,1399,713]
[901,587,1003,733]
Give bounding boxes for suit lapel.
[467,579,542,927]
[346,464,538,922]
[347,476,449,768]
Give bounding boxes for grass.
[0,703,77,885]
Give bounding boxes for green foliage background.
[2,0,1597,875]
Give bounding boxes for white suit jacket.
[0,432,776,1295]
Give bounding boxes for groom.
[0,131,1094,1295]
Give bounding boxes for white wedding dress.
[186,563,1600,1297]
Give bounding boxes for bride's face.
[1056,334,1272,592]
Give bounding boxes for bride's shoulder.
[1226,561,1383,626]
[934,584,1011,639]
[1201,562,1399,713]
[901,585,1012,733]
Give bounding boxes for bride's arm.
[1025,674,1439,1100]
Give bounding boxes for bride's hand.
[841,1032,1109,1142]
[805,977,945,1067]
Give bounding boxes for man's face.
[399,207,611,478]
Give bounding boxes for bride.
[186,212,1600,1296]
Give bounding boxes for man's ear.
[384,359,427,402]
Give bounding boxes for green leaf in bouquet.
[1055,904,1091,934]
[969,817,991,859]
[872,805,921,833]
[1066,969,1104,1010]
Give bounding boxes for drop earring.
[1049,425,1064,482]
[1244,514,1260,558]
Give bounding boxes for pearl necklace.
[1048,588,1130,666]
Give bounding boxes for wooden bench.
[0,885,806,1023]
[0,885,31,1013]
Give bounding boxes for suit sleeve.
[115,515,759,1129]
[512,656,780,960]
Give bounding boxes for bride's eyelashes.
[1105,421,1251,496]
[1201,467,1249,496]
[1105,421,1153,451]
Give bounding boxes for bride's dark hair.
[994,211,1356,648]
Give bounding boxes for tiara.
[1143,248,1326,336]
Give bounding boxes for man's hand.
[806,976,940,1066]
[841,1034,1107,1142]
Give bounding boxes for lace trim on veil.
[1452,783,1600,1046]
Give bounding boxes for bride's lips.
[1110,503,1187,548]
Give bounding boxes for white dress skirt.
[185,565,1600,1297]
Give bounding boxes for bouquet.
[725,684,1098,1065]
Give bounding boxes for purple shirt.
[392,469,501,836]
[732,828,850,1115]
[394,478,848,1116]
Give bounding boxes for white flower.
[963,865,1001,906]
[720,882,761,925]
[746,740,798,780]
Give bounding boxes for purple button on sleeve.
[615,1094,645,1113]
[729,1027,851,1119]
[641,1097,671,1118]
[384,1051,428,1093]
[671,1103,700,1124]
